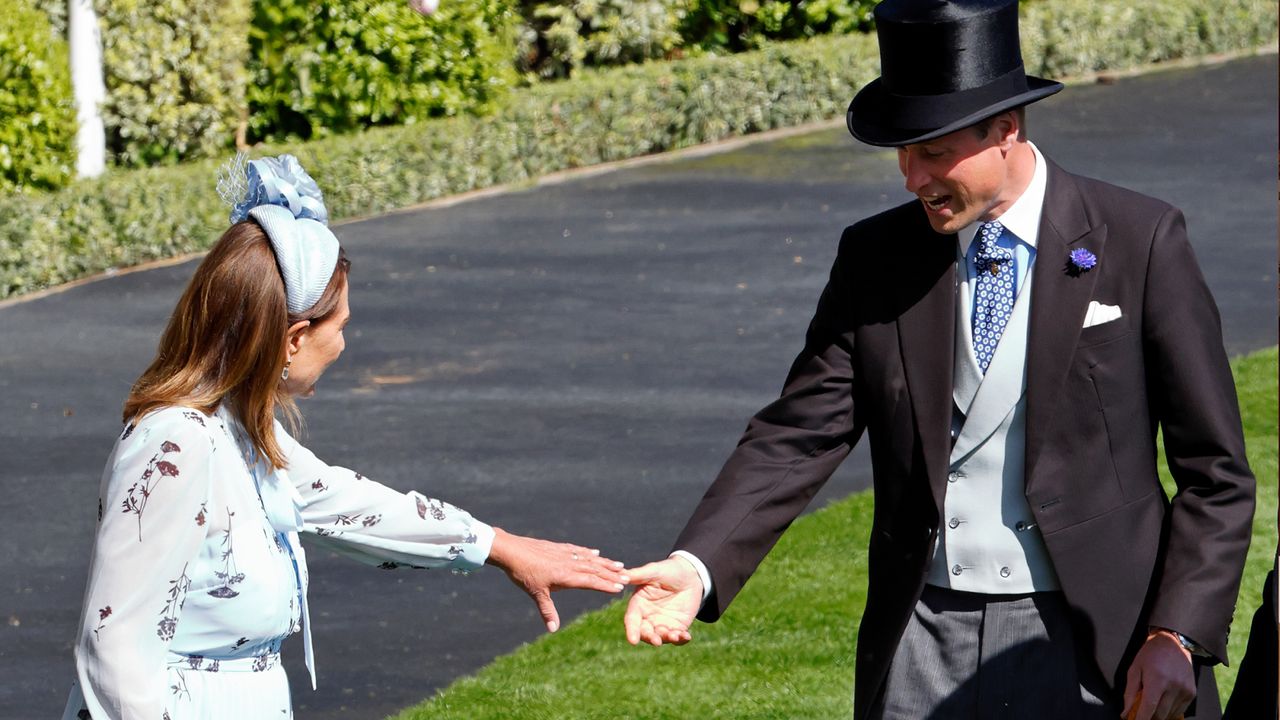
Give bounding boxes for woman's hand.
[486,528,630,632]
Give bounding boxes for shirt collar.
[958,141,1047,255]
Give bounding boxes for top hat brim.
[846,74,1063,148]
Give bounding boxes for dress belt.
[166,648,282,673]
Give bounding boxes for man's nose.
[900,154,930,194]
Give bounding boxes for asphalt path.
[2,54,1275,719]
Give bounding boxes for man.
[623,1,1256,719]
[1223,559,1277,718]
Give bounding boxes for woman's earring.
[281,360,291,381]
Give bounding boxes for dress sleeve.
[73,410,215,720]
[278,424,495,572]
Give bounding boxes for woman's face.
[283,281,350,397]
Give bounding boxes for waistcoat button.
[951,564,963,576]
[948,517,960,529]
[1000,567,1011,578]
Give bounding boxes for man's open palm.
[624,557,703,646]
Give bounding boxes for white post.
[68,0,106,178]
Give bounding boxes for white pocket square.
[1083,301,1122,328]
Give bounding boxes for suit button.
[951,564,963,576]
[948,517,961,529]
[1015,521,1026,531]
[1000,567,1011,578]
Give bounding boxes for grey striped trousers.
[870,585,1119,720]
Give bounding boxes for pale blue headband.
[218,153,341,315]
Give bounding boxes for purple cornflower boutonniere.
[1067,248,1097,276]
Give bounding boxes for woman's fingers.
[530,588,560,633]
[555,565,627,592]
[559,545,629,586]
[499,532,645,631]
[586,557,629,585]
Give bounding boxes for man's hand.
[624,556,703,646]
[486,527,629,633]
[1122,629,1196,720]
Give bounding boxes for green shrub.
[246,0,518,143]
[246,31,881,220]
[517,0,690,79]
[97,0,250,166]
[0,0,77,192]
[515,0,875,77]
[1022,0,1280,76]
[677,0,876,53]
[1,0,1276,299]
[31,0,67,36]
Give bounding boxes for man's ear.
[994,111,1020,150]
[286,320,312,359]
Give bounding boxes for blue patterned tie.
[972,221,1015,374]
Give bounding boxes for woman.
[63,155,628,719]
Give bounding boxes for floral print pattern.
[120,441,182,542]
[252,652,272,672]
[92,606,111,640]
[66,405,495,720]
[208,508,246,599]
[170,670,191,701]
[334,512,381,528]
[417,496,447,521]
[157,563,191,641]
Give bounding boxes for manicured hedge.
[517,0,690,79]
[0,0,77,193]
[247,0,519,143]
[97,0,251,166]
[31,0,67,36]
[516,0,876,79]
[1,0,1276,299]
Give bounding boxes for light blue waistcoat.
[925,256,1061,593]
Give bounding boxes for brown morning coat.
[672,159,1256,719]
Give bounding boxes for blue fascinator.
[218,153,341,315]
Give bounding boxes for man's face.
[896,120,1017,235]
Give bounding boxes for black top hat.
[847,0,1063,147]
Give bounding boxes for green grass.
[393,348,1278,719]
[1216,347,1278,695]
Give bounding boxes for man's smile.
[921,194,952,212]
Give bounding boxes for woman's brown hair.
[123,221,350,469]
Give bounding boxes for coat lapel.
[895,209,958,513]
[950,268,1034,463]
[952,259,983,414]
[1025,163,1107,485]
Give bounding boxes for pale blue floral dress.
[62,405,494,719]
